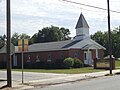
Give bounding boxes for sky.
[0,0,120,37]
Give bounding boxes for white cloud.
[0,0,120,37]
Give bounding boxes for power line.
[61,0,108,17]
[60,0,120,14]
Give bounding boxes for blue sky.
[0,0,120,37]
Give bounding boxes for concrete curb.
[1,69,120,90]
[25,70,120,86]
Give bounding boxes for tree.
[0,36,5,49]
[11,32,30,46]
[111,26,120,58]
[60,27,71,40]
[0,35,5,49]
[30,25,71,44]
[11,33,20,46]
[91,26,120,58]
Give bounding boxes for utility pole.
[22,39,24,84]
[6,0,12,87]
[107,0,112,74]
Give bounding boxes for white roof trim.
[89,38,106,50]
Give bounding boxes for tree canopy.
[11,26,71,45]
[0,35,6,49]
[91,26,120,58]
[11,32,30,46]
[30,25,71,44]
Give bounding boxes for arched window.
[60,53,64,60]
[27,55,30,62]
[36,55,40,62]
[47,54,52,62]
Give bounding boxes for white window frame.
[36,55,40,62]
[27,55,30,62]
[84,51,87,60]
[47,54,52,62]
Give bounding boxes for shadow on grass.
[0,80,10,89]
[0,79,6,82]
[0,85,8,89]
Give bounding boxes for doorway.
[84,51,93,65]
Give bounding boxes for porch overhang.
[81,44,103,50]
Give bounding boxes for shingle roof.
[62,40,80,48]
[28,40,79,52]
[81,44,93,49]
[14,38,105,53]
[75,13,89,29]
[0,43,15,54]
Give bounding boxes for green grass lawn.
[2,60,120,74]
[115,60,120,68]
[11,60,120,74]
[11,67,105,74]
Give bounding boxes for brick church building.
[0,13,105,68]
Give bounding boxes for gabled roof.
[14,38,105,53]
[75,13,89,29]
[28,40,80,52]
[0,43,15,54]
[68,38,106,50]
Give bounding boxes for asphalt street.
[32,75,120,90]
[0,70,70,82]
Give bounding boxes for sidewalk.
[0,69,120,90]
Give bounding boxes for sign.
[18,39,28,52]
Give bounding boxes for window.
[27,55,30,62]
[74,52,78,58]
[84,52,87,60]
[60,54,64,59]
[47,54,52,62]
[36,55,40,62]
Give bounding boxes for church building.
[0,13,106,68]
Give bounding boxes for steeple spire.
[74,13,90,40]
[75,13,89,29]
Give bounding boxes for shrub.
[24,62,33,69]
[53,59,65,69]
[32,61,47,69]
[0,61,6,69]
[63,57,74,68]
[73,58,84,68]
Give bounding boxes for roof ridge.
[30,40,72,46]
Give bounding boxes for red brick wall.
[91,50,96,60]
[98,49,104,58]
[16,50,70,64]
[68,49,84,61]
[0,53,7,63]
[16,49,85,66]
[0,48,105,67]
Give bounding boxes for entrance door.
[84,51,93,65]
[84,51,88,65]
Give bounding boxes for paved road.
[33,75,120,90]
[0,70,70,82]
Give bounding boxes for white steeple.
[74,13,89,40]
